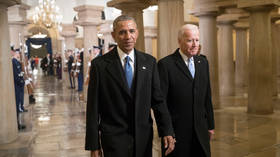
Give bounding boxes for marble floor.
[0,69,280,157]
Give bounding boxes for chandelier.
[32,0,63,29]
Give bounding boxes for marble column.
[238,1,277,114]
[157,0,184,59]
[217,21,235,96]
[0,0,20,144]
[276,24,280,95]
[99,20,114,54]
[234,20,249,97]
[192,13,220,108]
[60,24,77,86]
[107,1,149,52]
[8,4,30,107]
[144,26,157,57]
[271,14,280,97]
[60,24,77,50]
[74,5,104,99]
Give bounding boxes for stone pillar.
[238,1,277,114]
[271,14,280,97]
[217,21,235,96]
[0,0,20,144]
[60,24,77,86]
[74,5,104,99]
[276,24,280,95]
[99,20,114,54]
[60,24,77,50]
[8,4,30,108]
[234,20,249,97]
[157,0,184,59]
[192,2,220,108]
[107,0,151,52]
[144,26,157,57]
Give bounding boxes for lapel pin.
[142,66,146,70]
[198,60,201,63]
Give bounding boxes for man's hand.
[208,130,214,140]
[91,150,101,157]
[163,135,176,156]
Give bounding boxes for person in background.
[67,50,75,89]
[76,50,83,92]
[11,49,27,130]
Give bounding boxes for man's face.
[111,20,138,54]
[179,29,199,58]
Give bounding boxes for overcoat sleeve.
[85,60,101,150]
[150,59,174,137]
[205,59,215,130]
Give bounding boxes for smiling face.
[111,20,138,54]
[178,29,200,58]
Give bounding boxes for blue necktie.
[188,58,195,78]
[124,56,133,89]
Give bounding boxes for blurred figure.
[67,50,75,89]
[108,43,117,52]
[11,49,26,130]
[76,51,83,92]
[56,54,62,80]
[30,56,35,71]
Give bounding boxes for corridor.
[0,70,280,157]
[0,70,89,157]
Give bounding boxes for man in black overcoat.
[158,24,215,157]
[85,15,175,157]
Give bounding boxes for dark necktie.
[124,56,133,89]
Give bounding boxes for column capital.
[0,0,20,7]
[238,0,279,12]
[74,5,104,26]
[107,0,150,12]
[60,24,77,38]
[144,26,157,38]
[234,18,249,29]
[217,8,249,25]
[191,0,219,17]
[271,10,280,23]
[99,20,113,35]
[8,3,30,23]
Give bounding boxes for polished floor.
[0,70,280,157]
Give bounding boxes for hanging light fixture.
[32,0,63,29]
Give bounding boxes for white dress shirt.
[179,49,195,71]
[117,46,135,76]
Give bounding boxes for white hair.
[178,24,199,40]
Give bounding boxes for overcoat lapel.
[105,48,131,96]
[193,55,201,82]
[134,50,147,101]
[173,50,193,81]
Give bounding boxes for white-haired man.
[158,24,215,157]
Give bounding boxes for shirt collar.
[179,49,193,62]
[117,46,135,63]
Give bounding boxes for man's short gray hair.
[178,24,199,40]
[113,15,137,31]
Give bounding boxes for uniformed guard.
[12,49,26,130]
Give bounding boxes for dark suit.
[158,49,215,157]
[85,47,174,157]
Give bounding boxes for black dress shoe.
[18,124,26,130]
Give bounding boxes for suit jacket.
[158,49,215,157]
[85,47,174,157]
